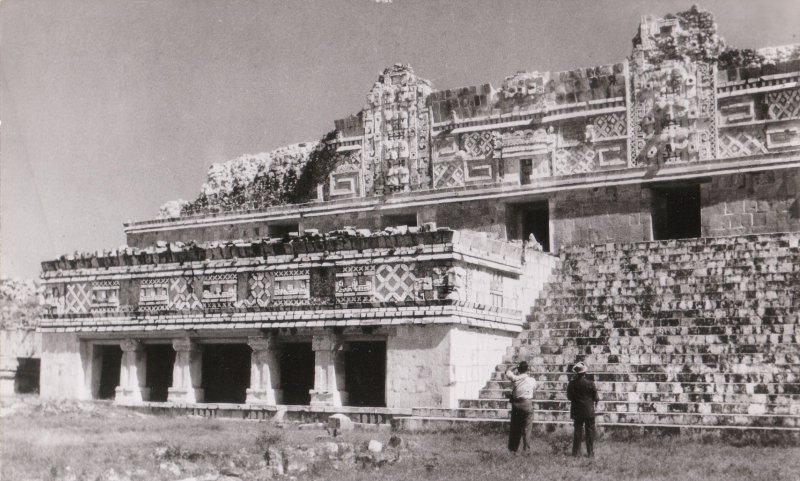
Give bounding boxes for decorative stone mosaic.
[553,145,596,176]
[65,282,91,314]
[433,161,465,189]
[461,131,495,158]
[374,263,416,302]
[335,265,375,303]
[246,272,272,307]
[201,273,237,308]
[767,88,800,120]
[586,112,627,141]
[718,129,768,159]
[273,269,310,305]
[168,277,202,310]
[91,281,120,312]
[139,279,169,311]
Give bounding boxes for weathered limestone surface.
[39,332,90,400]
[116,339,149,402]
[386,325,451,408]
[702,169,800,237]
[167,338,204,403]
[310,331,347,407]
[246,335,282,405]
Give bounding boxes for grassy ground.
[2,397,799,481]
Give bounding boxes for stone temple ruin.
[25,7,800,432]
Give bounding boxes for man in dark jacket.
[566,362,599,457]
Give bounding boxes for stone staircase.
[394,233,800,433]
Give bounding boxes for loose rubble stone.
[327,413,354,436]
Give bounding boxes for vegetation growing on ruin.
[0,278,41,329]
[3,398,799,481]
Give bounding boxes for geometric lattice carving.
[247,272,272,307]
[767,89,800,120]
[718,129,768,159]
[168,277,202,310]
[461,131,494,158]
[433,161,465,189]
[588,113,627,140]
[553,145,596,176]
[65,282,91,314]
[374,263,416,302]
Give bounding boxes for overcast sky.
[1,0,798,279]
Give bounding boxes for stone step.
[488,369,800,384]
[391,416,800,435]
[459,395,800,409]
[481,379,800,392]
[454,399,800,416]
[411,407,509,419]
[393,412,800,433]
[519,324,800,337]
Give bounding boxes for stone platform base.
[116,401,411,425]
[391,416,800,443]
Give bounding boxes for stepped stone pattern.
[403,233,800,431]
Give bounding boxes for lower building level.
[39,325,513,410]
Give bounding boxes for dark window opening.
[651,185,701,240]
[145,344,175,402]
[520,159,533,185]
[509,201,550,252]
[201,344,252,404]
[280,343,314,405]
[381,213,417,228]
[269,224,299,239]
[15,358,40,394]
[345,341,386,407]
[96,345,122,400]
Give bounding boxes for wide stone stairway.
[395,233,800,433]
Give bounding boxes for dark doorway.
[345,341,386,407]
[509,201,550,252]
[145,344,175,402]
[381,213,417,228]
[269,224,299,239]
[15,358,40,394]
[280,343,314,405]
[651,184,701,240]
[96,345,122,400]
[201,344,251,404]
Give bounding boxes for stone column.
[310,331,347,407]
[0,356,18,397]
[115,339,149,403]
[167,338,204,403]
[246,335,282,405]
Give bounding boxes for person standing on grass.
[505,360,537,453]
[567,361,599,457]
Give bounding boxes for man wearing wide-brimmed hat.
[567,361,599,457]
[505,360,537,453]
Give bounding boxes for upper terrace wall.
[125,7,800,251]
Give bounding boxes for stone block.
[328,414,355,435]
